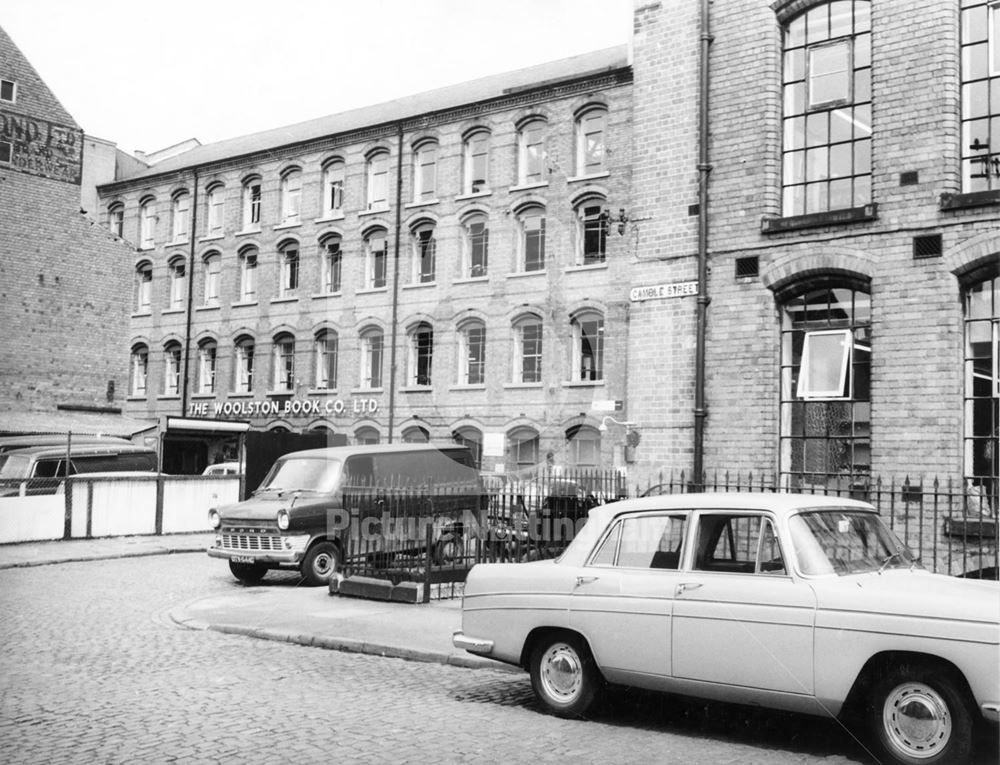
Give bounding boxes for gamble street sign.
[629,281,698,302]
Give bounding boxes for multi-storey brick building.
[99,48,634,474]
[0,26,144,438]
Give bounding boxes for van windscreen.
[261,457,341,493]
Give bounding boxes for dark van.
[0,443,157,495]
[207,443,485,585]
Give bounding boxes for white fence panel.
[72,479,157,537]
[0,494,64,543]
[161,477,239,533]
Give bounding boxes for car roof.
[4,443,154,458]
[277,443,472,460]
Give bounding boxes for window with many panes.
[168,257,186,309]
[365,230,388,289]
[172,191,191,242]
[961,0,1000,192]
[518,205,546,272]
[322,159,345,216]
[278,243,299,298]
[130,345,148,396]
[361,328,384,388]
[463,214,489,277]
[134,262,152,312]
[575,107,607,176]
[781,1,871,217]
[572,311,604,382]
[197,341,217,394]
[408,322,433,386]
[206,184,225,236]
[514,315,543,383]
[459,320,486,385]
[964,269,999,505]
[203,252,221,306]
[272,334,295,393]
[509,427,539,469]
[367,150,389,210]
[412,140,437,202]
[280,169,302,225]
[566,425,600,468]
[242,177,262,229]
[139,197,156,249]
[412,223,436,283]
[779,281,871,491]
[452,427,484,469]
[238,247,257,302]
[108,203,124,237]
[315,330,338,390]
[518,118,547,185]
[163,342,182,397]
[322,235,342,293]
[463,130,490,194]
[577,202,608,265]
[234,336,255,393]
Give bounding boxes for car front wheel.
[300,541,341,586]
[869,663,975,765]
[529,634,601,718]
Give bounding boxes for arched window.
[321,235,342,293]
[203,251,221,306]
[205,184,225,236]
[575,106,607,176]
[364,229,388,289]
[781,1,871,216]
[566,425,600,468]
[322,159,345,216]
[572,310,604,382]
[130,344,148,397]
[108,203,124,237]
[271,333,296,393]
[163,341,182,397]
[462,213,489,278]
[517,118,547,185]
[238,246,258,302]
[463,129,489,194]
[134,262,152,313]
[402,426,430,443]
[513,314,543,384]
[576,200,608,265]
[509,426,540,469]
[412,140,438,202]
[171,190,191,242]
[241,176,262,229]
[458,319,486,385]
[139,197,156,249]
[278,241,299,298]
[366,150,389,210]
[963,270,999,498]
[360,327,384,389]
[355,426,380,445]
[407,322,433,386]
[234,335,255,393]
[167,256,187,309]
[197,339,217,394]
[280,168,302,224]
[779,281,871,490]
[314,329,338,390]
[411,222,436,283]
[452,426,483,468]
[517,205,546,272]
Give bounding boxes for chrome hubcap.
[540,643,583,702]
[883,682,951,759]
[314,552,333,575]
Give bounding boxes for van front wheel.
[301,542,341,586]
[229,560,268,584]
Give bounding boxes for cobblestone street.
[0,554,989,764]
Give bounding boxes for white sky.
[3,0,633,156]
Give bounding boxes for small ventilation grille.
[913,234,942,260]
[688,204,700,217]
[735,256,759,278]
[899,171,919,186]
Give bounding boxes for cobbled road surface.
[0,554,995,764]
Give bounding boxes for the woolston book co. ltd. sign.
[187,397,380,419]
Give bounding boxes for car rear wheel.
[529,634,601,718]
[868,663,974,765]
[228,560,268,584]
[300,541,341,586]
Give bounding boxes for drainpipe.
[181,169,200,416]
[386,123,405,443]
[693,0,712,486]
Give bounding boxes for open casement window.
[366,232,388,289]
[272,336,295,393]
[796,329,855,400]
[463,131,489,194]
[234,339,255,393]
[314,331,338,390]
[408,324,434,386]
[198,343,217,394]
[323,160,345,215]
[242,179,262,228]
[412,225,436,283]
[367,151,389,210]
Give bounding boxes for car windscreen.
[789,509,919,576]
[259,456,342,494]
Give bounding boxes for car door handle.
[575,576,599,587]
[675,582,703,595]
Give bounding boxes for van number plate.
[232,555,256,564]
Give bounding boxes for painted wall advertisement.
[0,110,83,185]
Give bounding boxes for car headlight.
[277,509,290,531]
[208,509,220,529]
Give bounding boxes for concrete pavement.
[0,532,512,673]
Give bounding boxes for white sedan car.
[454,493,999,765]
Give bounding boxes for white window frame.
[242,179,262,229]
[139,199,156,249]
[272,337,296,393]
[463,215,489,277]
[577,203,608,265]
[412,224,436,284]
[171,192,191,242]
[807,39,853,110]
[576,109,607,176]
[108,204,124,237]
[323,160,345,216]
[131,347,148,396]
[367,152,389,210]
[164,345,181,396]
[135,264,152,312]
[235,340,254,393]
[459,322,486,385]
[515,318,543,384]
[203,253,220,305]
[366,232,388,289]
[408,324,434,386]
[573,313,605,382]
[463,131,489,194]
[518,207,546,272]
[322,238,342,293]
[413,142,437,202]
[361,331,384,389]
[315,331,338,390]
[279,246,299,298]
[280,170,302,225]
[206,186,225,236]
[518,119,546,185]
[198,344,217,394]
[168,259,187,309]
[238,249,257,302]
[796,328,853,399]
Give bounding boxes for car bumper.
[983,702,1000,724]
[207,546,303,564]
[452,630,494,655]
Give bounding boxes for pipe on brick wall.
[386,122,405,443]
[693,0,712,484]
[181,169,199,415]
